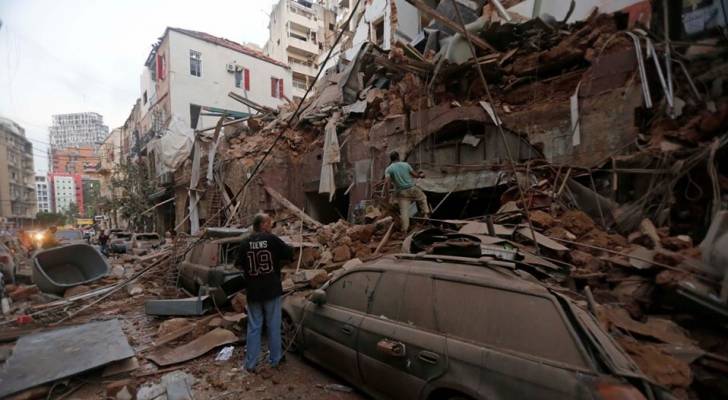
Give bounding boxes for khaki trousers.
[395,186,430,231]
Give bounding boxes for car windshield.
[55,230,83,240]
[114,233,132,239]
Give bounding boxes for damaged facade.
[4,1,728,399]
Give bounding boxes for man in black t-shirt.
[236,213,293,372]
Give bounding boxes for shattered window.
[326,271,381,313]
[190,50,202,77]
[433,279,588,368]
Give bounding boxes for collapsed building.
[2,1,728,399]
[155,0,728,397]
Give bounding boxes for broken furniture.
[32,243,110,295]
[0,319,134,398]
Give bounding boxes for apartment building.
[0,117,36,226]
[49,173,83,214]
[50,145,101,174]
[35,175,51,213]
[265,0,337,100]
[140,27,293,136]
[48,112,109,149]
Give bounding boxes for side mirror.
[310,289,327,305]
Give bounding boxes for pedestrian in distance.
[236,213,293,373]
[383,151,431,231]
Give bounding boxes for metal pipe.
[490,0,512,22]
[531,0,543,19]
[663,0,674,115]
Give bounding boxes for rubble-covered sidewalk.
[2,1,728,399]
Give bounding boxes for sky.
[0,0,278,173]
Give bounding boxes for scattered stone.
[106,379,136,400]
[560,210,596,236]
[125,283,143,296]
[111,265,126,277]
[569,250,594,267]
[661,236,693,251]
[231,293,247,314]
[298,247,319,268]
[157,318,191,337]
[162,370,196,400]
[346,224,376,243]
[63,285,90,298]
[8,285,39,302]
[309,271,329,289]
[529,210,556,229]
[136,382,165,400]
[341,258,363,270]
[331,245,352,262]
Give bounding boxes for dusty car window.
[400,274,436,330]
[434,280,588,368]
[326,271,381,313]
[369,271,407,320]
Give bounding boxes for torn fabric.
[319,112,341,202]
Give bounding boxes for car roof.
[350,255,551,296]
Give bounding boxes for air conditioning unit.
[226,63,235,73]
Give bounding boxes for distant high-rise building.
[49,112,109,150]
[35,175,51,213]
[0,117,36,227]
[48,173,83,214]
[264,0,337,101]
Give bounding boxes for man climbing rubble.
[236,213,293,373]
[384,151,430,231]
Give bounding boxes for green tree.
[111,161,156,231]
[65,202,80,225]
[35,211,66,227]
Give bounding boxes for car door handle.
[377,339,406,358]
[340,325,354,336]
[418,350,440,364]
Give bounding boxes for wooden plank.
[404,0,498,53]
[264,185,322,228]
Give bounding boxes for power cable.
[449,0,542,254]
[176,0,364,258]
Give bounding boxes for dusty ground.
[5,254,366,400]
[69,351,367,399]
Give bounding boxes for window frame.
[189,50,202,77]
[321,269,382,314]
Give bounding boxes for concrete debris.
[147,328,238,367]
[2,2,728,399]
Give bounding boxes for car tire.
[281,313,300,354]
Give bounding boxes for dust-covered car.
[129,232,163,255]
[54,229,86,245]
[108,231,133,254]
[282,254,674,400]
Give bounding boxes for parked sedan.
[129,233,163,255]
[54,229,86,245]
[108,232,133,254]
[282,254,673,400]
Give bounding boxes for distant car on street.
[282,254,673,400]
[108,231,133,254]
[54,229,86,245]
[129,233,163,255]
